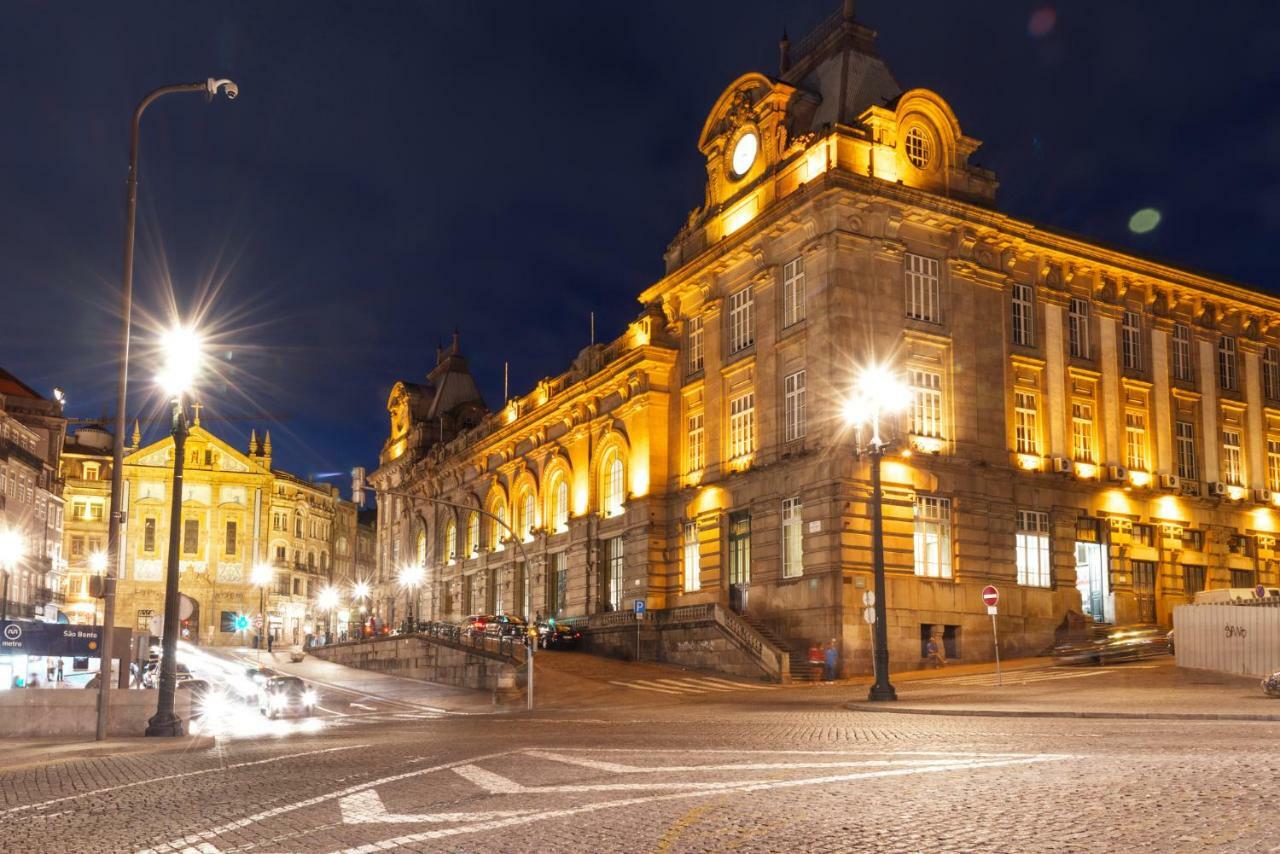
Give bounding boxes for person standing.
[56,659,64,683]
[925,633,947,668]
[823,639,839,682]
[807,643,823,681]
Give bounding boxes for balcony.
[0,438,45,471]
[35,588,66,607]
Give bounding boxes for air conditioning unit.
[1210,481,1229,497]
[1254,488,1273,504]
[1051,457,1072,474]
[1180,479,1202,497]
[1158,474,1180,490]
[1107,465,1127,482]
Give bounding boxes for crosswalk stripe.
[608,680,684,695]
[634,679,707,693]
[925,669,1115,687]
[694,677,777,691]
[655,679,734,692]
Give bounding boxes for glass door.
[1132,560,1156,623]
[1075,541,1107,623]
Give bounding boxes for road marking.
[521,750,987,774]
[655,678,735,692]
[2,745,367,816]
[349,702,377,711]
[923,669,1117,687]
[339,789,536,824]
[607,680,684,695]
[334,753,1073,852]
[694,676,777,690]
[316,705,348,717]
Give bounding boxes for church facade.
[371,3,1280,674]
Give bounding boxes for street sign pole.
[634,600,645,662]
[981,585,1001,687]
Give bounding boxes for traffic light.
[233,614,250,631]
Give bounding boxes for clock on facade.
[731,130,758,177]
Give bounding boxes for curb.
[843,702,1280,722]
[0,734,217,773]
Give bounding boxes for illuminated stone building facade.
[372,4,1280,673]
[61,418,361,646]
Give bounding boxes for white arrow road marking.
[521,750,992,774]
[333,754,1074,853]
[339,789,535,824]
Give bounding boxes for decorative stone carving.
[1196,300,1218,329]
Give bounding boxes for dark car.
[536,621,582,650]
[257,676,317,719]
[142,660,193,689]
[485,613,528,638]
[464,614,495,636]
[1054,625,1171,665]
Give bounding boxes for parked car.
[1053,625,1170,665]
[258,676,318,719]
[485,613,528,638]
[464,614,495,636]
[142,661,194,689]
[536,620,582,650]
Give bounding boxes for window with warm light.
[1175,421,1198,481]
[606,536,624,611]
[1014,391,1039,455]
[1267,439,1280,492]
[727,511,751,585]
[467,512,480,556]
[551,476,569,532]
[1016,510,1051,588]
[1223,429,1244,485]
[686,412,704,474]
[1122,311,1143,371]
[1124,411,1148,471]
[908,368,943,439]
[904,253,941,323]
[782,256,805,327]
[904,126,931,168]
[784,370,806,442]
[728,287,755,354]
[1172,323,1193,381]
[1071,402,1095,463]
[781,497,803,578]
[445,519,457,564]
[416,529,427,566]
[1218,336,1238,391]
[1011,283,1034,347]
[143,518,156,552]
[913,495,952,579]
[682,521,700,592]
[183,519,199,554]
[1265,346,1280,400]
[521,490,536,537]
[1068,298,1090,359]
[82,462,100,481]
[225,520,237,556]
[490,502,506,552]
[601,452,624,517]
[687,315,704,374]
[729,391,755,458]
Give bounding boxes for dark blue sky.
[3,2,1278,483]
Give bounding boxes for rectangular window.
[1014,391,1039,455]
[1132,523,1155,548]
[82,462,100,481]
[729,391,755,458]
[728,286,754,354]
[183,519,199,554]
[1172,323,1193,381]
[1176,421,1198,481]
[70,535,84,557]
[687,315,704,374]
[1183,565,1207,595]
[784,370,806,442]
[1122,310,1143,371]
[72,500,86,520]
[1268,439,1280,493]
[1016,510,1051,588]
[1265,346,1280,400]
[781,497,803,578]
[727,511,751,585]
[225,520,237,556]
[1182,529,1205,551]
[687,412,705,473]
[89,502,104,520]
[913,495,952,578]
[1068,298,1090,358]
[143,518,156,552]
[904,253,941,322]
[549,551,568,618]
[1223,429,1243,485]
[782,256,805,327]
[682,521,701,592]
[1218,336,1238,390]
[1126,411,1148,471]
[1071,402,1095,463]
[908,368,944,439]
[1011,282,1034,346]
[606,536,624,612]
[1230,568,1256,589]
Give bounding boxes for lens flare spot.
[1128,207,1161,234]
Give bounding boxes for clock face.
[731,131,758,177]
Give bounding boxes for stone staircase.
[739,614,818,683]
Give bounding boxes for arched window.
[601,450,625,517]
[445,518,458,564]
[320,552,328,572]
[521,489,536,539]
[551,475,569,532]
[467,512,480,557]
[490,501,507,552]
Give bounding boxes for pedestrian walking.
[56,659,64,682]
[925,633,947,668]
[807,643,823,681]
[823,639,839,681]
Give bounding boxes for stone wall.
[587,616,780,682]
[0,689,192,738]
[312,636,522,693]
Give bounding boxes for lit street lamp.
[102,77,238,743]
[0,527,26,622]
[250,562,273,664]
[351,580,370,639]
[317,586,339,644]
[843,363,911,702]
[398,564,425,633]
[146,326,203,738]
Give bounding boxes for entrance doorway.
[1132,560,1156,623]
[1075,541,1108,623]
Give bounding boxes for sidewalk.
[842,658,1280,721]
[0,734,215,773]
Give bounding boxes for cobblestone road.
[1,687,1276,852]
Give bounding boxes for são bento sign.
[0,620,105,656]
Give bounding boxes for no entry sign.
[981,585,999,607]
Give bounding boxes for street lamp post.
[101,77,238,742]
[397,565,424,633]
[317,587,339,644]
[843,364,910,703]
[250,563,273,664]
[351,580,370,639]
[146,327,202,737]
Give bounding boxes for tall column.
[1098,314,1122,465]
[1198,338,1220,482]
[1151,324,1173,474]
[1244,344,1265,488]
[1044,300,1068,458]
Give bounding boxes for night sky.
[3,2,1278,485]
